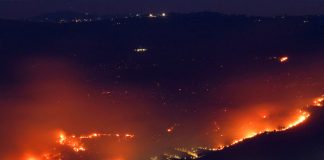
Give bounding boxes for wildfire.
[222,111,309,149]
[211,97,320,152]
[57,132,85,152]
[169,104,314,159]
[284,111,310,130]
[162,97,319,160]
[22,131,135,160]
[57,131,135,152]
[21,95,323,160]
[161,112,311,160]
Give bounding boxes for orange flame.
[209,98,319,152]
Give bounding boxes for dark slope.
[197,106,324,160]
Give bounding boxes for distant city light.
[148,13,167,18]
[134,48,148,53]
[148,13,157,18]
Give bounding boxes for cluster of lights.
[162,153,182,160]
[134,48,148,53]
[175,148,199,159]
[57,18,97,24]
[148,13,167,18]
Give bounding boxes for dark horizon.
[1,11,324,21]
[1,0,324,19]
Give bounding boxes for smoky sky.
[0,0,324,19]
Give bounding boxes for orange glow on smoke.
[26,156,39,160]
[1,56,323,160]
[22,153,41,160]
[211,102,314,151]
[284,111,309,129]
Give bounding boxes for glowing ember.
[167,127,174,133]
[125,134,135,138]
[166,124,179,133]
[279,56,289,63]
[313,96,324,107]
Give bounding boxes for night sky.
[0,0,324,19]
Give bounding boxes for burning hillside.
[0,55,322,160]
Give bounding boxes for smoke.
[0,57,160,159]
[0,54,323,160]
